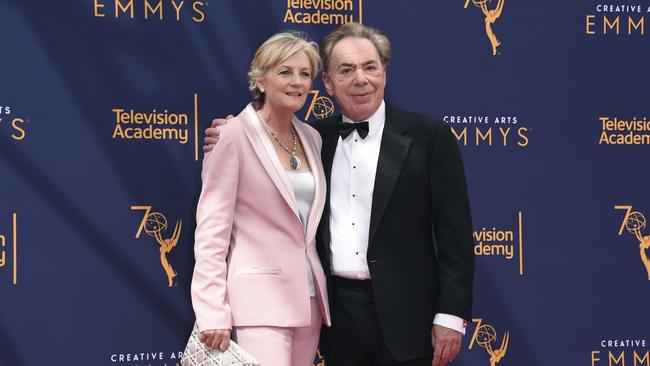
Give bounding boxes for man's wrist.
[433,313,466,335]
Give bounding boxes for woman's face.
[257,51,313,114]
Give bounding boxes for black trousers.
[322,277,432,366]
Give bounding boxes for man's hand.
[203,115,234,153]
[432,324,462,366]
[199,329,231,351]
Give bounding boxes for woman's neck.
[258,105,293,134]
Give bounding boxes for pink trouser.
[235,298,322,366]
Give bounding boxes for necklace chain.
[258,113,302,170]
[268,125,297,155]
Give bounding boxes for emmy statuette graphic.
[476,324,509,366]
[144,212,182,287]
[465,0,505,56]
[624,211,650,280]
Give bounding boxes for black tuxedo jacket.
[314,106,474,361]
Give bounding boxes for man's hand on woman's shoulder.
[203,114,234,153]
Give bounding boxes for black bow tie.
[337,121,369,139]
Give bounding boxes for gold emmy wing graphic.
[464,0,505,56]
[623,211,650,280]
[475,323,509,366]
[133,207,183,287]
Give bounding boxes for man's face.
[323,37,386,122]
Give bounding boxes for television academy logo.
[468,318,510,366]
[598,116,650,145]
[474,211,525,275]
[615,205,650,280]
[111,93,200,161]
[131,206,182,287]
[0,213,18,286]
[284,0,363,25]
[464,0,505,56]
[0,105,28,141]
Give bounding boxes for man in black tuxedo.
[314,23,473,366]
[204,23,473,366]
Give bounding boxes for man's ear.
[322,72,334,96]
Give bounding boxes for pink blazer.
[192,104,331,332]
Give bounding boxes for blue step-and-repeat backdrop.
[1,1,649,365]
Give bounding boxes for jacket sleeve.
[192,125,240,332]
[429,123,474,321]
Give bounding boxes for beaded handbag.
[181,323,260,366]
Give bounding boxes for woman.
[191,32,331,366]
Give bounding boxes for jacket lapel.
[320,118,339,186]
[317,118,340,250]
[368,107,412,246]
[239,104,300,220]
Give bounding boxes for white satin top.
[286,170,317,297]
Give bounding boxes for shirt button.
[352,222,355,226]
[355,139,358,142]
[356,252,359,255]
[353,166,357,169]
[352,194,356,197]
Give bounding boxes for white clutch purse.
[181,323,260,366]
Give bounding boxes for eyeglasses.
[331,62,384,81]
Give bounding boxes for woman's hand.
[199,329,231,351]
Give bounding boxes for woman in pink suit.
[191,32,331,366]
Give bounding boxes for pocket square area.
[236,267,282,275]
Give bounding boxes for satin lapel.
[368,110,412,246]
[320,120,339,186]
[293,118,325,242]
[239,105,299,219]
[318,119,340,248]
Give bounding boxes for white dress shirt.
[329,102,385,279]
[328,100,466,335]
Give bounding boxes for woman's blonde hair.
[248,31,322,107]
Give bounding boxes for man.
[204,23,474,366]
